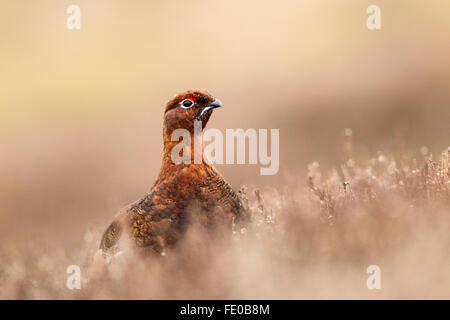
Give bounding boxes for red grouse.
[99,90,247,256]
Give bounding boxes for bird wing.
[200,173,246,218]
[98,200,140,254]
[99,179,186,254]
[98,215,123,253]
[99,168,248,254]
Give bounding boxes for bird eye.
[180,99,195,109]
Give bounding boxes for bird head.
[163,89,222,136]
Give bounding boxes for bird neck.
[153,132,213,187]
[161,130,207,166]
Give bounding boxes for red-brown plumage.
[99,90,248,256]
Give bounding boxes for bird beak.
[207,98,223,110]
[199,98,223,117]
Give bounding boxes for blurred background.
[0,0,449,298]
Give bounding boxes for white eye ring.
[179,99,195,109]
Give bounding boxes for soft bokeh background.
[0,0,449,299]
